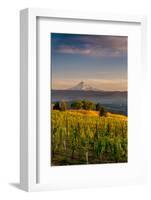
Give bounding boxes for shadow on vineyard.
[51,107,128,166]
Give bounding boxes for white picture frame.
[20,8,147,192]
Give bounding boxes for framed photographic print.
[20,8,147,191]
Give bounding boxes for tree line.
[52,100,107,116]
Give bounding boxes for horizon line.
[51,89,127,92]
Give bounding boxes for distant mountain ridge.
[51,89,127,115]
[68,81,100,91]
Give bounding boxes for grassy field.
[51,110,127,166]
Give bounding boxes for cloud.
[56,45,92,55]
[52,34,127,58]
[52,78,127,91]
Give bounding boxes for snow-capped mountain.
[69,81,99,91]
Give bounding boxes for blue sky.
[51,33,127,91]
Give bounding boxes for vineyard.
[51,110,127,166]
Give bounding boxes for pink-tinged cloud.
[56,45,126,58]
[57,46,92,55]
[52,79,127,91]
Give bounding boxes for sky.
[51,33,127,91]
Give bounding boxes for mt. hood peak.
[69,81,99,91]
